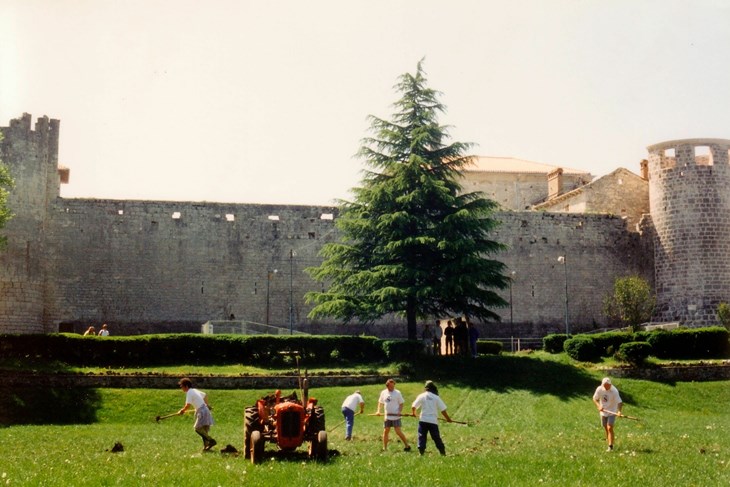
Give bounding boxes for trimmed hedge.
[647,327,729,359]
[0,333,385,366]
[562,326,729,362]
[564,335,599,362]
[476,340,503,355]
[543,334,569,354]
[615,341,652,366]
[375,339,424,362]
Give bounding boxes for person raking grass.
[178,377,217,452]
[411,380,452,455]
[592,377,623,452]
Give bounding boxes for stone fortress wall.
[0,113,717,337]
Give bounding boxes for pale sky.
[2,0,730,205]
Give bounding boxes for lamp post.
[557,256,569,335]
[509,271,516,351]
[289,249,294,335]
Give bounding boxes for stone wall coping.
[0,371,397,389]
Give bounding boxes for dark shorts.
[383,419,402,428]
[601,415,616,427]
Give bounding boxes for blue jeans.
[417,421,445,454]
[342,407,355,438]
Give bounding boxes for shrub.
[377,339,424,361]
[563,335,600,362]
[717,302,730,330]
[542,334,568,354]
[615,341,652,366]
[0,333,386,366]
[647,327,729,359]
[476,340,502,355]
[586,331,635,357]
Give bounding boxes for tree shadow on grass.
[407,355,599,400]
[0,386,102,426]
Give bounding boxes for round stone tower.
[647,138,730,326]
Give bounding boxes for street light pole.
[289,249,294,335]
[509,271,516,351]
[558,256,569,335]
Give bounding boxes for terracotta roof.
[463,156,590,175]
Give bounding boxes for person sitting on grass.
[178,377,217,452]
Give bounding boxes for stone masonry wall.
[44,198,339,334]
[0,114,654,337]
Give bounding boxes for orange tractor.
[243,377,327,464]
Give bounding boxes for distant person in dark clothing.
[444,321,455,355]
[467,319,479,358]
[432,321,442,355]
[454,318,468,356]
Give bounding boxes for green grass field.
[1,354,728,486]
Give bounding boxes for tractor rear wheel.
[244,407,260,458]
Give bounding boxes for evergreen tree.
[0,133,15,248]
[306,61,507,339]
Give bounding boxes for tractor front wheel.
[250,430,264,464]
[316,430,328,462]
[244,407,260,459]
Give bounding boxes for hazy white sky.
[2,0,730,205]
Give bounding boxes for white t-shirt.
[378,388,405,420]
[98,329,109,336]
[185,388,208,410]
[593,385,622,416]
[412,391,447,425]
[341,392,364,411]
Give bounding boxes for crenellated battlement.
[647,138,730,172]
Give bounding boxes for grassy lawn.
[1,355,728,486]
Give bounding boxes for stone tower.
[0,114,62,333]
[647,138,730,325]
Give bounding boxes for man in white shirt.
[341,390,365,440]
[592,377,623,451]
[376,379,412,452]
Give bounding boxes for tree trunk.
[406,297,417,340]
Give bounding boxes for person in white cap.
[592,377,623,451]
[341,389,365,440]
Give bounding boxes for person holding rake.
[411,380,452,456]
[376,378,413,452]
[592,377,623,452]
[178,377,217,452]
[341,389,365,440]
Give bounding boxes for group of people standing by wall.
[422,318,479,358]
